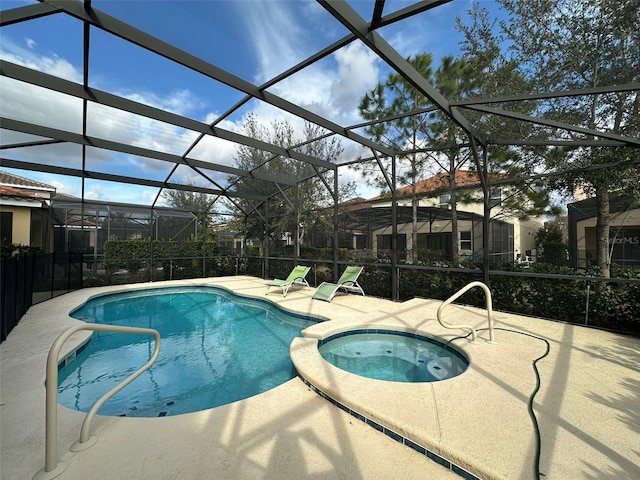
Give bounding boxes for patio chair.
[265,265,311,297]
[312,266,365,302]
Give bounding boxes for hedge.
[99,241,639,335]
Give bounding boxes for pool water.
[59,286,319,417]
[318,331,468,382]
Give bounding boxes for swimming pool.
[59,286,320,417]
[318,330,468,382]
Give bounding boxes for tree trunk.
[595,185,611,278]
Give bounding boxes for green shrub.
[98,241,639,335]
[1,243,42,257]
[535,224,568,266]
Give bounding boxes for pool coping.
[291,319,491,479]
[292,326,479,480]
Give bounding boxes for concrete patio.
[1,276,638,479]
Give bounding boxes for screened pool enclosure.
[1,1,639,331]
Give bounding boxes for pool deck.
[1,276,639,480]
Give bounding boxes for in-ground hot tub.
[318,329,468,382]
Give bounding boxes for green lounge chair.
[265,265,311,297]
[312,266,365,302]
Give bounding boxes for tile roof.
[369,170,482,201]
[0,184,39,200]
[397,170,481,195]
[338,196,373,212]
[0,170,56,191]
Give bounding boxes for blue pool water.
[59,286,320,417]
[318,330,468,382]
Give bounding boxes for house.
[0,171,56,252]
[336,171,543,263]
[1,170,200,261]
[567,195,640,268]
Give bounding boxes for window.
[609,227,640,267]
[438,194,450,209]
[1,212,13,245]
[490,187,502,208]
[376,234,406,251]
[460,231,472,251]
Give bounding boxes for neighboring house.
[49,196,198,259]
[0,171,56,252]
[1,171,199,259]
[337,171,543,263]
[567,195,640,269]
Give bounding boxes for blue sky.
[0,0,502,204]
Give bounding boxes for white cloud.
[82,180,160,205]
[48,178,79,197]
[189,136,240,168]
[0,77,84,133]
[1,37,81,83]
[189,40,382,186]
[258,41,380,130]
[329,42,379,120]
[83,184,104,201]
[0,4,386,204]
[241,1,305,84]
[123,88,204,118]
[0,38,211,190]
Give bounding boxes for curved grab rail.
[37,323,161,479]
[436,281,495,343]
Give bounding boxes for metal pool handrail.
[436,281,495,343]
[35,323,161,480]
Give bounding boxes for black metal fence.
[2,252,638,344]
[1,252,83,343]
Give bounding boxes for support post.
[264,201,270,279]
[391,155,398,301]
[333,166,339,281]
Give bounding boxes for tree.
[426,56,479,264]
[358,53,432,264]
[161,184,216,241]
[228,114,350,256]
[359,53,477,264]
[456,2,566,274]
[490,0,640,277]
[294,121,355,252]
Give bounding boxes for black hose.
[444,327,550,479]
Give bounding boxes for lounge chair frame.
[312,266,365,302]
[265,265,311,297]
